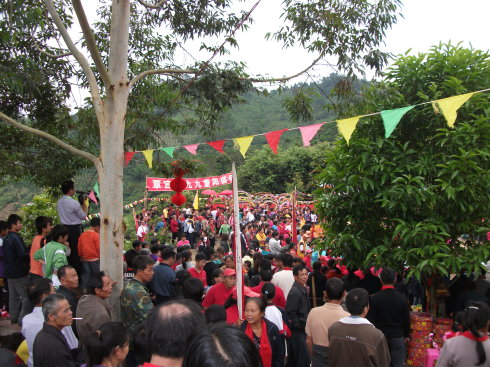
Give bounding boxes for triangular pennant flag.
[435,92,474,128]
[381,105,416,138]
[160,147,175,158]
[337,117,361,145]
[193,191,199,210]
[265,129,288,154]
[88,190,98,205]
[183,144,199,155]
[233,136,254,157]
[207,140,226,154]
[125,152,135,166]
[142,150,154,168]
[93,183,100,198]
[299,123,325,146]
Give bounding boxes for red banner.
[146,173,232,191]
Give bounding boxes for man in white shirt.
[22,278,78,367]
[269,231,282,256]
[272,253,295,298]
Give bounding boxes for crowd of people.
[0,179,489,367]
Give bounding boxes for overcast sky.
[73,0,490,105]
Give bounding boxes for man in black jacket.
[33,293,80,367]
[56,265,80,336]
[367,267,410,367]
[3,214,30,325]
[286,265,311,367]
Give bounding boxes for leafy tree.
[19,192,59,243]
[315,43,490,313]
[0,0,402,313]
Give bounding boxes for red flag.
[183,144,199,155]
[299,122,325,146]
[207,140,226,154]
[88,190,98,205]
[264,129,288,154]
[125,152,135,166]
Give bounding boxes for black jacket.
[240,318,285,367]
[3,232,29,278]
[33,323,80,367]
[286,282,310,330]
[366,288,411,339]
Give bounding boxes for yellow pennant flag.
[193,191,199,210]
[233,136,254,157]
[337,116,361,144]
[435,93,474,128]
[142,150,153,168]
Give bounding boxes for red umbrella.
[202,189,218,196]
[219,190,233,196]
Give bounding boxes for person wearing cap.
[297,231,311,259]
[202,268,237,308]
[224,286,260,325]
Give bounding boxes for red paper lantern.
[170,177,187,192]
[171,192,186,206]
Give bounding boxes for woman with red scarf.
[240,297,285,367]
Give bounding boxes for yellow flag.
[142,150,153,168]
[193,191,199,210]
[337,116,361,144]
[233,136,254,157]
[435,93,474,128]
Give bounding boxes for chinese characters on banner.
[146,173,233,192]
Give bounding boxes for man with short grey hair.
[33,293,79,367]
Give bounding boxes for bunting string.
[124,88,490,167]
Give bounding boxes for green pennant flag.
[93,182,100,197]
[160,147,175,158]
[381,105,416,138]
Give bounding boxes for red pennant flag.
[264,129,288,154]
[299,122,325,146]
[183,144,199,155]
[125,152,135,166]
[207,140,226,154]
[88,190,98,205]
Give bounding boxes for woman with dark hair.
[437,301,490,367]
[240,297,285,367]
[82,322,129,367]
[262,283,284,335]
[176,250,194,272]
[183,322,262,367]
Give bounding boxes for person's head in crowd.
[221,233,229,242]
[146,299,206,366]
[151,238,160,246]
[379,267,396,285]
[87,271,113,299]
[183,322,262,367]
[89,217,101,232]
[345,288,369,316]
[133,255,155,283]
[132,240,142,251]
[35,216,53,236]
[141,241,149,249]
[182,278,205,305]
[224,255,234,269]
[60,180,75,196]
[0,220,8,237]
[150,244,160,256]
[292,258,303,267]
[243,260,252,273]
[203,246,215,261]
[325,277,346,302]
[28,277,54,306]
[261,282,276,305]
[312,261,322,272]
[293,265,308,286]
[204,305,227,324]
[195,252,206,271]
[180,250,192,269]
[84,322,129,367]
[46,224,69,244]
[244,297,266,327]
[222,268,237,290]
[7,214,23,232]
[453,311,465,332]
[252,252,264,273]
[175,270,191,295]
[211,268,223,285]
[463,302,490,365]
[58,265,79,290]
[161,248,176,265]
[260,268,273,283]
[42,294,72,330]
[281,253,294,268]
[216,246,225,260]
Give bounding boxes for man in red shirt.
[202,268,236,308]
[251,268,286,309]
[29,216,53,278]
[78,217,100,289]
[188,253,207,287]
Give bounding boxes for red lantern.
[170,177,187,192]
[171,192,186,206]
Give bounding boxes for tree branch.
[129,69,196,90]
[0,112,98,164]
[33,41,71,59]
[44,0,105,125]
[136,0,167,9]
[71,0,111,88]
